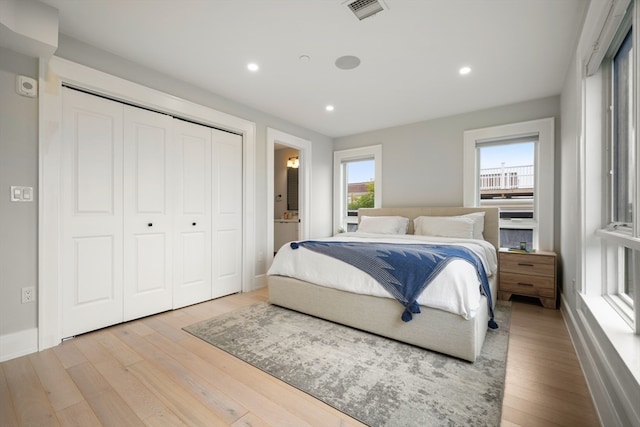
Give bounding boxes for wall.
[53,35,335,277]
[0,47,39,350]
[334,96,561,244]
[0,33,334,360]
[558,1,640,425]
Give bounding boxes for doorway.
[266,128,311,269]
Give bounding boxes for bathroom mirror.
[287,166,298,211]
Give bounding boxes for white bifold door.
[61,89,125,338]
[123,106,174,321]
[61,88,242,338]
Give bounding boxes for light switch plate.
[10,186,34,202]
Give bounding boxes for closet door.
[61,88,124,338]
[173,120,212,308]
[123,106,174,321]
[211,129,243,298]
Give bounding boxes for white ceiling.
[41,0,587,138]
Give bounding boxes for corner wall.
[334,96,560,244]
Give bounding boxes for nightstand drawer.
[499,272,555,297]
[499,253,555,277]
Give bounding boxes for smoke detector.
[346,0,387,21]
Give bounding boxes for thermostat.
[16,75,37,98]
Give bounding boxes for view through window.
[478,140,536,250]
[345,159,375,231]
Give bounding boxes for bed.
[267,207,500,362]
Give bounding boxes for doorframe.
[267,128,311,268]
[38,56,257,351]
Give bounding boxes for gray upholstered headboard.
[358,207,500,250]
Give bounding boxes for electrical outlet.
[21,286,35,304]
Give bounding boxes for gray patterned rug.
[184,301,511,427]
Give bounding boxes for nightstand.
[498,249,557,309]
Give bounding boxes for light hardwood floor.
[1,289,600,427]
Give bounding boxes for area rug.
[184,301,511,427]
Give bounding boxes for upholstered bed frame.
[267,207,500,362]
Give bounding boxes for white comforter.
[267,232,498,320]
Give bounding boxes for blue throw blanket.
[290,241,497,329]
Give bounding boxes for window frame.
[333,145,382,233]
[463,118,555,251]
[594,6,640,331]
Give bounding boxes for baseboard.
[0,328,38,362]
[561,297,636,427]
[247,274,267,292]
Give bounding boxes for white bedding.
[267,232,498,320]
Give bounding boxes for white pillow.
[413,216,476,239]
[357,216,409,235]
[461,211,485,240]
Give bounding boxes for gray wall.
[0,47,39,336]
[334,96,561,242]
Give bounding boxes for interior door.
[123,106,174,320]
[173,119,212,308]
[61,88,124,338]
[211,129,243,298]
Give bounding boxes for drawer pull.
[517,263,534,267]
[517,282,534,287]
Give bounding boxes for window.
[463,118,554,251]
[478,139,536,250]
[334,145,382,233]
[597,17,638,325]
[612,29,634,226]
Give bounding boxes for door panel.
[211,129,243,298]
[123,107,173,320]
[74,236,116,304]
[173,120,212,308]
[61,88,124,338]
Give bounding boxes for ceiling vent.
[347,0,386,21]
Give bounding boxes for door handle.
[192,222,197,226]
[147,223,153,227]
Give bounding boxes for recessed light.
[299,55,311,62]
[326,105,335,112]
[247,63,259,72]
[459,66,471,75]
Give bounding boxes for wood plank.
[2,356,60,426]
[504,381,598,416]
[92,329,143,366]
[503,394,600,427]
[71,333,187,426]
[52,340,87,369]
[28,349,84,411]
[55,400,102,427]
[231,412,272,427]
[0,364,19,426]
[67,361,145,427]
[127,360,230,426]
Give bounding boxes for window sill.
[596,228,640,250]
[579,293,640,387]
